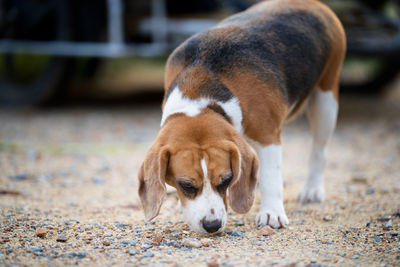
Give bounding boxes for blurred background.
[1,2,400,265]
[0,0,399,106]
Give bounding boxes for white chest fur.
[161,87,243,133]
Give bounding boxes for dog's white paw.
[256,208,289,229]
[298,184,324,204]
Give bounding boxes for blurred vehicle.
[0,0,399,106]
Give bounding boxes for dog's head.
[138,114,258,234]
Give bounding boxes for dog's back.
[164,0,345,117]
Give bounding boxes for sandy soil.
[1,86,399,266]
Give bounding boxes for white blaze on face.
[181,158,227,233]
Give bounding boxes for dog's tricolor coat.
[139,0,346,233]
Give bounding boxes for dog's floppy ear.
[138,142,170,221]
[226,135,259,213]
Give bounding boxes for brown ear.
[227,136,259,213]
[138,143,169,221]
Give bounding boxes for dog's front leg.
[254,144,289,229]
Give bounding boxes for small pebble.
[383,220,392,230]
[323,215,332,222]
[141,251,154,258]
[9,173,29,181]
[66,251,87,258]
[103,240,110,246]
[121,239,137,246]
[142,243,153,250]
[200,238,212,247]
[76,252,88,258]
[228,231,244,237]
[257,225,274,236]
[56,235,68,242]
[173,243,182,248]
[366,187,375,195]
[35,229,46,238]
[30,246,43,253]
[128,249,136,256]
[182,238,202,248]
[152,234,163,246]
[351,176,368,184]
[0,189,19,195]
[114,223,129,228]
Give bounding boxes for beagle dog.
[138,0,346,234]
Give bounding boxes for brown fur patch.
[174,65,206,99]
[220,69,288,145]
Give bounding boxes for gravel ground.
[1,87,400,266]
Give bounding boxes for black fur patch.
[206,103,233,124]
[172,10,331,105]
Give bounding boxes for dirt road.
[1,89,399,266]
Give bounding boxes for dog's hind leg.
[298,14,345,203]
[298,87,338,203]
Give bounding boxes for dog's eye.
[217,174,233,194]
[177,181,198,198]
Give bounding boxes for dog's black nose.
[202,220,222,233]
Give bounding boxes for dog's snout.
[202,219,222,233]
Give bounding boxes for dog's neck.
[161,87,243,134]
